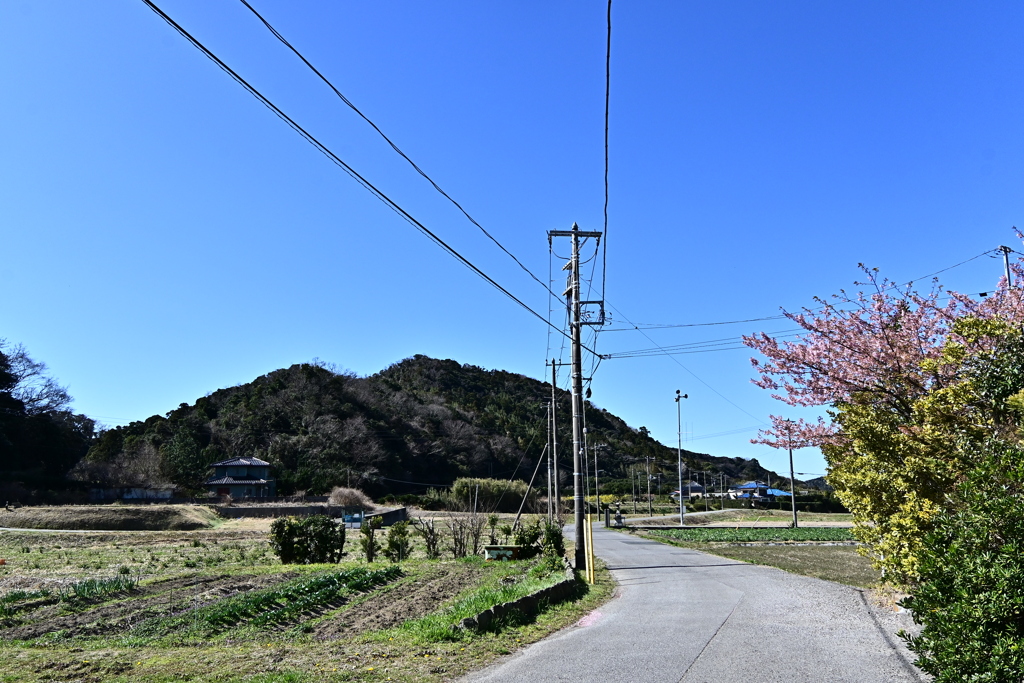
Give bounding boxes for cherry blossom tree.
[743,258,1024,582]
[743,263,1024,448]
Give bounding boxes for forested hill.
[79,355,782,496]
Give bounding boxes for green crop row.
[0,588,51,604]
[58,575,140,602]
[134,564,402,638]
[650,527,855,543]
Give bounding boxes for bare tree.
[1,340,72,414]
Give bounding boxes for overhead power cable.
[236,0,562,302]
[140,0,602,359]
[604,300,770,426]
[603,249,1000,332]
[604,329,804,359]
[601,0,612,304]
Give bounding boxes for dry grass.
[0,505,219,531]
[697,544,880,587]
[625,525,878,588]
[0,515,613,682]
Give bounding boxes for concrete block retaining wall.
[453,559,577,632]
[213,505,408,526]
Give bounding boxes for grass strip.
[650,527,855,543]
[384,568,567,643]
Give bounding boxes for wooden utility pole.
[549,223,602,570]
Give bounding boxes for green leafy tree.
[383,520,413,562]
[359,516,382,563]
[896,322,1024,679]
[269,515,346,564]
[162,427,210,489]
[900,439,1024,681]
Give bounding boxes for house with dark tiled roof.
[205,457,275,498]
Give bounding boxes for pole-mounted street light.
[675,390,688,526]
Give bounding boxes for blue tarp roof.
[735,487,792,497]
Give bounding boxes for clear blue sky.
[3,1,1022,480]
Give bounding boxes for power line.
[140,0,603,359]
[604,331,804,359]
[602,248,999,332]
[604,300,770,426]
[601,0,612,305]
[236,0,561,303]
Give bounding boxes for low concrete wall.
[453,560,577,632]
[213,505,408,527]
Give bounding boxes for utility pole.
[787,420,798,528]
[550,359,560,522]
[546,402,553,522]
[631,466,637,514]
[646,455,652,516]
[1000,245,1014,288]
[675,390,687,526]
[549,223,602,570]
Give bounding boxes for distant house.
[205,457,276,498]
[670,481,706,500]
[729,480,791,504]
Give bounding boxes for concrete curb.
[453,559,577,633]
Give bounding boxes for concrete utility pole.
[551,359,560,522]
[549,223,602,570]
[1000,245,1014,288]
[546,402,553,522]
[675,390,687,526]
[787,420,798,528]
[646,455,653,516]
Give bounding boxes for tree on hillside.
[0,339,95,483]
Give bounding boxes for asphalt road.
[465,526,924,683]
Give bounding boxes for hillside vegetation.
[78,355,782,496]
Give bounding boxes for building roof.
[209,457,271,467]
[205,477,272,485]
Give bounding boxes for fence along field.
[0,512,610,682]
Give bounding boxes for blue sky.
[3,1,1022,480]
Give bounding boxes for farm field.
[619,521,880,588]
[629,510,854,527]
[0,516,611,682]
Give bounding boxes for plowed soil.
[1,572,294,640]
[311,563,484,639]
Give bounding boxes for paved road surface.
[466,526,923,683]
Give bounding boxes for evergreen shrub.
[269,515,346,564]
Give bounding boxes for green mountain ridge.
[79,355,785,496]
